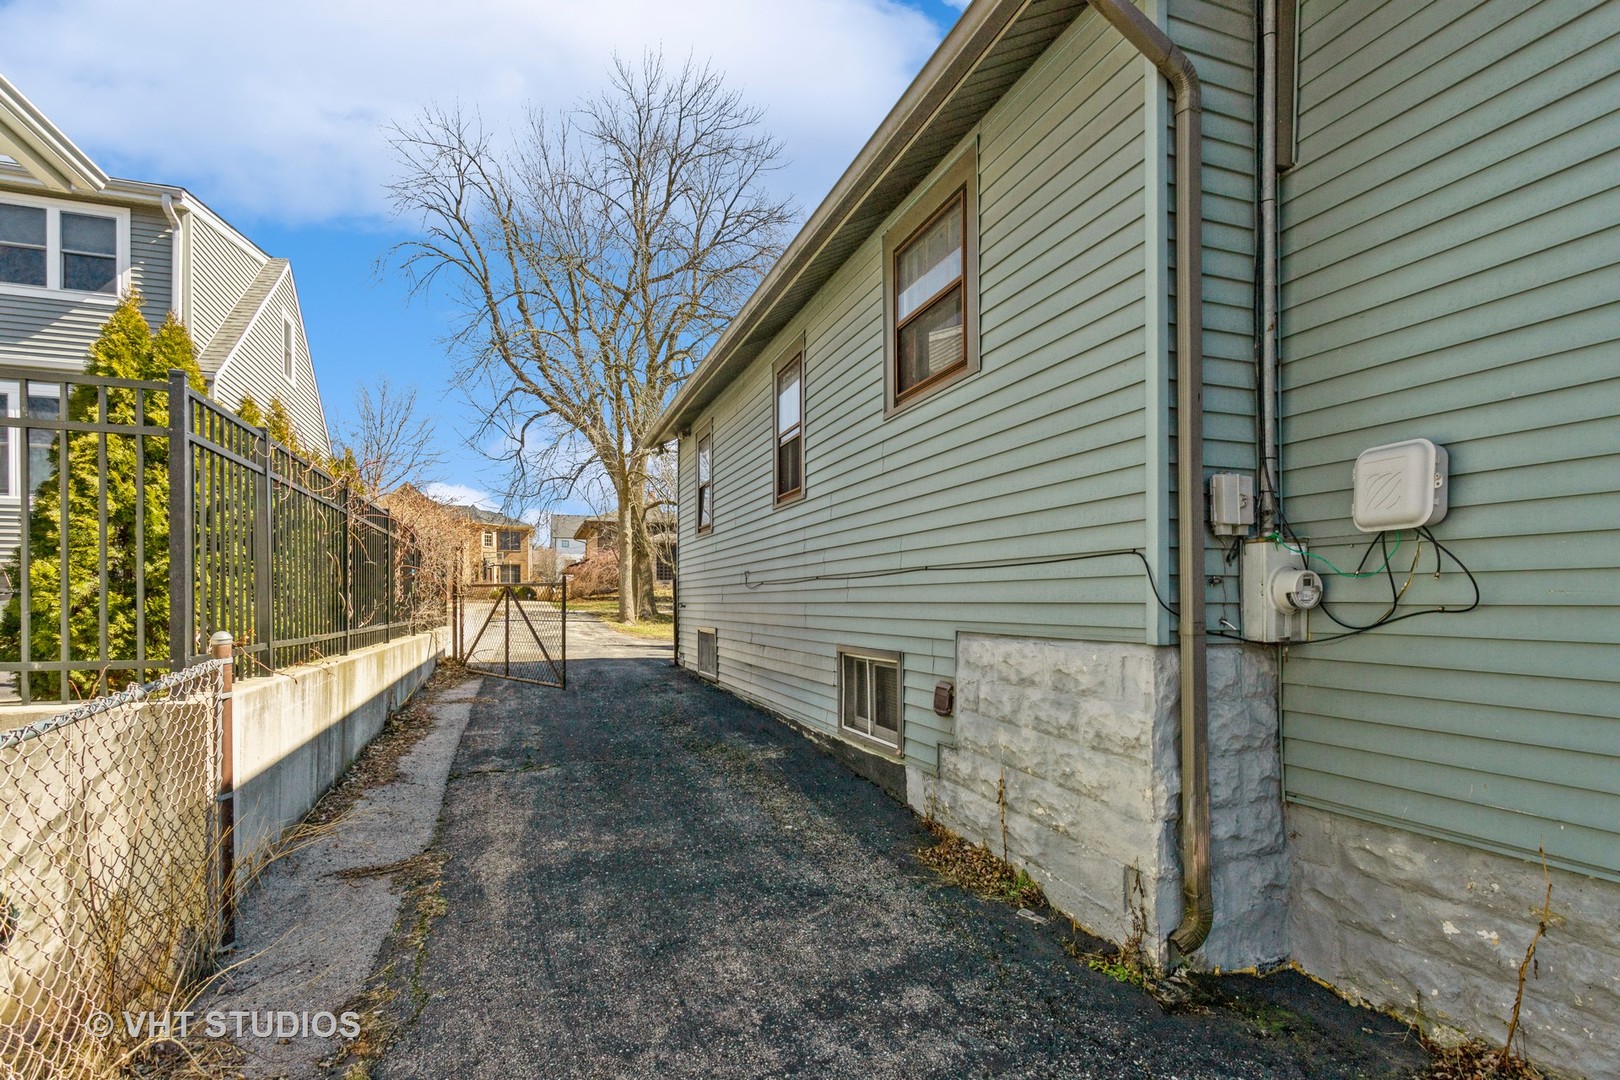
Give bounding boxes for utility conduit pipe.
[1087,0,1213,959]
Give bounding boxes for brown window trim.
[882,147,979,417]
[695,420,714,535]
[836,646,904,755]
[772,334,807,507]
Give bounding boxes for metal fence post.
[560,575,567,690]
[341,484,352,656]
[211,630,237,948]
[168,371,194,670]
[385,510,395,643]
[255,427,275,673]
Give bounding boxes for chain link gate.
[454,580,567,688]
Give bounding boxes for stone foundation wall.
[1289,805,1619,1079]
[907,634,1284,968]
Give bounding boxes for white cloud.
[0,0,942,225]
[420,481,496,509]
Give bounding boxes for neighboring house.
[457,506,536,584]
[547,513,589,568]
[650,2,1618,1076]
[570,512,676,581]
[0,74,330,484]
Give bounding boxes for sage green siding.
[678,10,1156,770]
[1278,0,1620,879]
[1169,0,1258,631]
[0,199,172,368]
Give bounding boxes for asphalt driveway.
[373,618,1428,1079]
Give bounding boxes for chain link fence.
[0,659,228,1080]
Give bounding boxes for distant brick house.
[570,513,676,582]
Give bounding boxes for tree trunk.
[616,496,635,623]
[633,504,657,618]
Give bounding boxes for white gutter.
[161,193,189,324]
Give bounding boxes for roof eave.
[647,0,1062,445]
[0,73,108,193]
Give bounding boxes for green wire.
[1263,530,1402,578]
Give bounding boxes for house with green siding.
[651,0,1617,1074]
[0,73,330,555]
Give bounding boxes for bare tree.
[334,378,445,497]
[385,52,793,621]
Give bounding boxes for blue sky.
[0,0,967,517]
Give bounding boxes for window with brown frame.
[696,424,713,533]
[774,351,803,502]
[883,150,978,412]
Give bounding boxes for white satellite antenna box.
[1352,438,1449,532]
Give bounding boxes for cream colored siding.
[0,201,171,368]
[677,10,1152,770]
[186,216,264,347]
[211,269,330,453]
[1278,0,1620,879]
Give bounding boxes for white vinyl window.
[481,530,496,549]
[0,386,63,500]
[0,195,127,298]
[283,316,297,384]
[839,649,901,751]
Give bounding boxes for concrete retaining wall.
[906,635,1285,969]
[231,628,449,867]
[1289,805,1619,1079]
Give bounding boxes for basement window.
[839,648,901,751]
[696,628,718,679]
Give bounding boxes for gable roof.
[0,72,107,194]
[548,514,588,544]
[647,0,1085,444]
[455,505,532,530]
[198,259,289,374]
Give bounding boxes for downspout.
[1088,0,1213,958]
[161,193,188,324]
[1259,0,1281,531]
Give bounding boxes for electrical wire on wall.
[741,548,1180,619]
[1259,509,1480,643]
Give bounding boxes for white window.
[839,649,901,751]
[283,317,297,384]
[0,385,62,500]
[0,195,128,299]
[481,529,495,549]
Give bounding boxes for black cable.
[741,547,1181,618]
[1303,525,1479,643]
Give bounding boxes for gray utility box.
[1241,538,1322,644]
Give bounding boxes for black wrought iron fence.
[0,366,423,704]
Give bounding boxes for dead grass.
[567,598,674,641]
[915,820,1045,909]
[1421,1040,1543,1080]
[325,850,450,1079]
